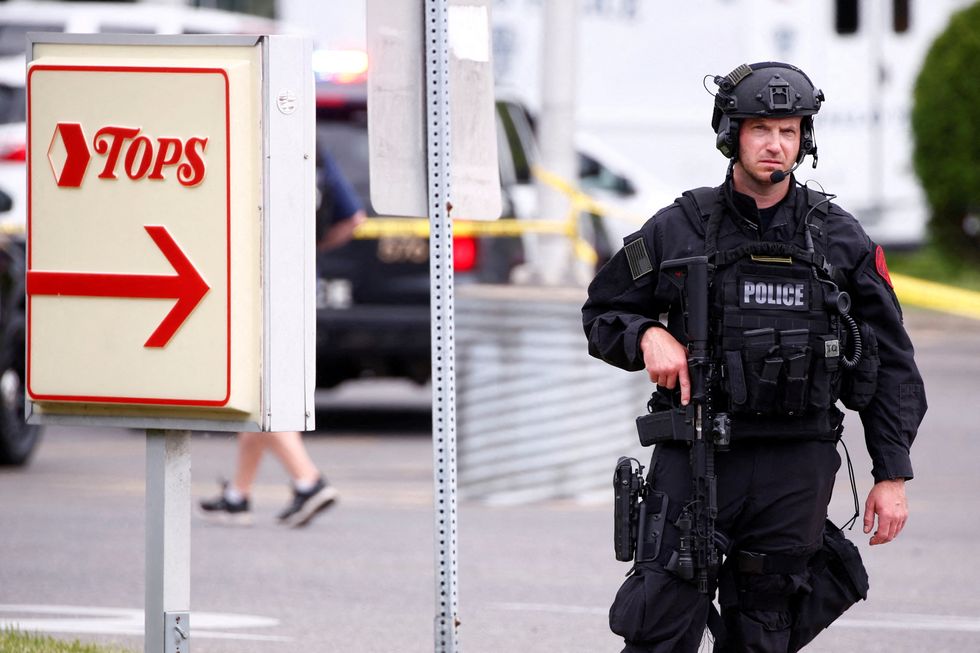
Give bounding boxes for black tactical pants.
[609,439,841,653]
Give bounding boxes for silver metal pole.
[145,429,191,653]
[535,0,579,285]
[424,0,460,650]
[869,0,886,223]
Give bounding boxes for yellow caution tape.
[351,164,636,266]
[0,223,25,236]
[354,217,573,239]
[531,164,647,225]
[892,272,980,320]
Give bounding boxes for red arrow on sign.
[27,225,210,348]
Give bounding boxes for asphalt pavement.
[1,308,980,653]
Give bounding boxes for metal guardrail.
[455,284,649,504]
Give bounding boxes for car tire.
[0,314,40,466]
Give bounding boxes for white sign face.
[366,0,501,220]
[27,55,255,410]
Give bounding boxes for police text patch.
[624,238,653,280]
[739,276,810,311]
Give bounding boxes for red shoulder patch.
[875,244,893,288]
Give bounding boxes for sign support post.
[425,0,460,651]
[145,429,191,653]
[367,1,496,646]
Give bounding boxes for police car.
[313,57,526,388]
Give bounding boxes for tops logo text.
[48,122,208,188]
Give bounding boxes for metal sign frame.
[24,33,315,433]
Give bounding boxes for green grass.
[887,242,980,293]
[0,628,134,653]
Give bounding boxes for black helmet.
[711,62,825,164]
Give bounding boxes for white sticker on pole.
[449,6,490,62]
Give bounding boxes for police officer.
[582,62,927,652]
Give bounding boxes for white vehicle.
[0,1,281,48]
[0,55,26,232]
[493,92,673,268]
[489,0,976,248]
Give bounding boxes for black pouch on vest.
[780,328,811,413]
[738,327,780,413]
[840,322,879,411]
[788,521,869,652]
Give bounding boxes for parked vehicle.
[0,55,26,234]
[313,57,672,388]
[0,49,36,464]
[313,69,526,388]
[0,188,38,466]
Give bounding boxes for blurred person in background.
[199,145,366,528]
[583,62,926,652]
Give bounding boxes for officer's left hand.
[864,479,908,545]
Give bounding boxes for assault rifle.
[653,256,730,593]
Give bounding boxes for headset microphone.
[769,160,802,184]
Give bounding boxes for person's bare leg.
[232,431,269,496]
[264,431,320,485]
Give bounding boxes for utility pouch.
[740,327,780,413]
[840,322,880,411]
[780,328,811,412]
[635,490,669,563]
[788,521,869,652]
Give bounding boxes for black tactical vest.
[712,244,842,418]
[678,186,847,440]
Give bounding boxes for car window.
[496,102,533,184]
[0,22,64,57]
[0,83,25,125]
[578,152,636,197]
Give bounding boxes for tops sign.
[25,34,316,433]
[49,122,208,187]
[27,62,241,409]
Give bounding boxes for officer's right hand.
[640,327,691,405]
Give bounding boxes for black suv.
[314,78,526,389]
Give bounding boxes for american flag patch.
[624,238,653,280]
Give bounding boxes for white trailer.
[489,0,973,248]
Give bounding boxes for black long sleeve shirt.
[582,180,926,483]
